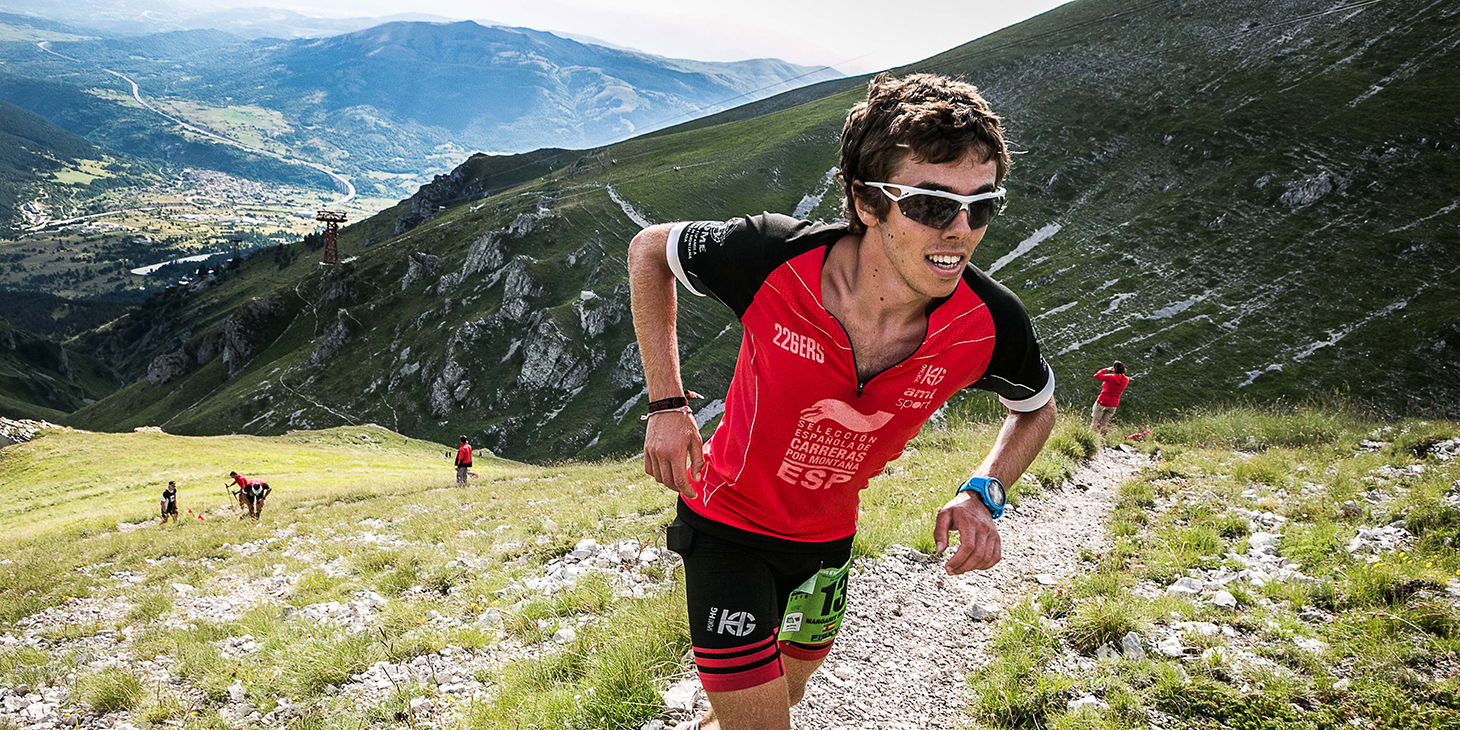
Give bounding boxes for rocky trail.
[652,448,1149,730]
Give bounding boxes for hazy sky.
[188,0,1076,73]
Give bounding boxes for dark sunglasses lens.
[965,199,1000,229]
[897,194,961,228]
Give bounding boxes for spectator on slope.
[629,72,1055,730]
[455,435,473,487]
[1090,361,1130,442]
[229,471,272,520]
[159,481,180,526]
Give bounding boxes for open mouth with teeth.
[925,254,964,273]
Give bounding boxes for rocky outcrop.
[310,309,355,366]
[147,349,192,385]
[393,160,491,235]
[576,288,627,338]
[518,319,591,391]
[612,342,644,389]
[438,232,507,293]
[221,294,288,377]
[1279,170,1343,208]
[400,252,443,292]
[427,320,486,416]
[486,256,542,324]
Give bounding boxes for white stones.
[300,590,388,632]
[171,583,195,596]
[1120,632,1145,660]
[1165,577,1203,598]
[408,697,434,713]
[476,609,502,626]
[1174,621,1220,637]
[1333,677,1352,691]
[552,627,577,643]
[1210,590,1238,610]
[1067,694,1108,712]
[1156,636,1185,657]
[1032,573,1060,586]
[1344,523,1410,554]
[966,603,1001,621]
[832,664,858,680]
[1095,643,1120,661]
[227,679,246,703]
[661,678,701,712]
[1294,636,1328,653]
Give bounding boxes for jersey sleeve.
[963,270,1055,412]
[667,213,830,319]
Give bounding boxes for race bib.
[778,558,851,645]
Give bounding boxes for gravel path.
[783,449,1146,729]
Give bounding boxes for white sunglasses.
[862,181,1007,229]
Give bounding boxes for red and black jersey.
[668,213,1054,546]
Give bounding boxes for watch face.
[986,479,1006,507]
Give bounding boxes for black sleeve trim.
[668,213,844,319]
[962,266,1055,411]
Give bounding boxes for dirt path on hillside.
[655,448,1147,730]
[793,449,1145,729]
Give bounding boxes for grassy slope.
[0,405,1094,728]
[968,409,1460,730]
[5,409,1458,728]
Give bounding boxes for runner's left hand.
[933,492,1002,574]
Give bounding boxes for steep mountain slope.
[69,0,1460,462]
[0,319,119,419]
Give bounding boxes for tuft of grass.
[1048,421,1100,461]
[281,631,381,696]
[126,591,173,624]
[1065,595,1149,655]
[967,654,1073,729]
[76,668,145,712]
[1387,422,1460,460]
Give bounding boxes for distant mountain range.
[0,13,841,200]
[54,0,1459,462]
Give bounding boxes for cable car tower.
[316,210,346,265]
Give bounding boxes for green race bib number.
[779,558,851,645]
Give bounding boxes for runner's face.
[860,154,999,299]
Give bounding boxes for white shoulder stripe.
[999,363,1056,413]
[666,221,706,297]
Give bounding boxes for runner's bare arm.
[628,224,706,499]
[934,398,1057,574]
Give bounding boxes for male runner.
[628,73,1057,730]
[229,471,271,520]
[159,481,179,526]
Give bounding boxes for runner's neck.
[821,232,934,331]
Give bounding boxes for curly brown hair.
[839,73,1011,233]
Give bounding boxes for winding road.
[35,41,355,207]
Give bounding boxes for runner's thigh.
[671,523,786,692]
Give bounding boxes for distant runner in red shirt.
[455,436,473,487]
[1090,361,1130,440]
[629,73,1056,730]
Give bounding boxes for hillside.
[0,99,153,231]
[1,411,1458,729]
[0,319,119,420]
[60,0,1460,463]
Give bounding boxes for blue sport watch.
[956,476,1006,519]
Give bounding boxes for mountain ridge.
[59,0,1460,463]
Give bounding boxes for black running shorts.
[667,504,852,692]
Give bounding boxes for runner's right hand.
[643,411,704,499]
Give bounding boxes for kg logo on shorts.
[716,610,757,637]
